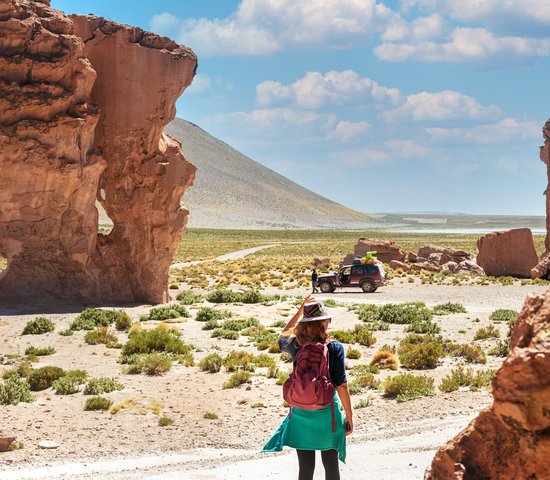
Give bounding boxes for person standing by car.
[311,269,319,293]
[262,297,353,480]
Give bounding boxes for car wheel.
[319,281,334,293]
[360,280,375,293]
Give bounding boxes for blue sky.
[52,0,550,215]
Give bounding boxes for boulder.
[454,260,484,276]
[540,119,550,254]
[313,257,330,268]
[428,253,454,265]
[425,290,550,480]
[354,238,406,264]
[441,261,458,273]
[417,245,471,264]
[411,261,442,273]
[389,260,410,272]
[477,228,539,278]
[0,434,15,452]
[532,252,550,279]
[407,252,418,263]
[0,1,197,304]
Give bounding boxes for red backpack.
[283,341,336,431]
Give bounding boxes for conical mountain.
[165,118,373,229]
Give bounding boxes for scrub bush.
[83,378,124,395]
[199,353,223,373]
[25,346,55,356]
[0,377,34,405]
[222,371,252,389]
[83,396,112,411]
[28,366,65,391]
[369,350,398,370]
[432,303,467,315]
[383,373,434,402]
[22,317,55,335]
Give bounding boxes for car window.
[341,267,351,275]
[351,266,362,275]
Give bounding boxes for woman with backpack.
[263,296,353,480]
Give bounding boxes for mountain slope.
[165,118,373,229]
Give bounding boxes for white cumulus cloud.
[425,118,540,144]
[333,121,371,143]
[381,90,502,123]
[256,70,401,109]
[151,0,394,56]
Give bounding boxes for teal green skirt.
[262,395,346,463]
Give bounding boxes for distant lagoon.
[382,228,546,234]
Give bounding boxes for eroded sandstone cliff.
[0,0,197,304]
[425,290,550,479]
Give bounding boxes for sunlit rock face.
[425,290,550,480]
[0,0,197,304]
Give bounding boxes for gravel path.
[170,244,280,269]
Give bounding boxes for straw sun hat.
[298,301,332,323]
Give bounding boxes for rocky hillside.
[163,118,373,229]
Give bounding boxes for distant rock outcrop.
[354,238,406,264]
[0,0,196,304]
[417,245,471,264]
[540,119,550,254]
[477,228,538,278]
[425,291,550,480]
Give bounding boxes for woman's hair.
[294,320,329,346]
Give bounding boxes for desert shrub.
[243,326,278,349]
[488,340,509,357]
[211,329,240,340]
[330,330,356,344]
[83,396,112,411]
[2,361,33,380]
[351,364,380,375]
[195,307,230,323]
[448,344,487,364]
[354,372,381,390]
[254,353,276,368]
[158,416,174,426]
[354,325,376,347]
[52,375,86,395]
[71,308,128,331]
[221,317,260,332]
[28,366,65,391]
[363,321,390,331]
[223,371,252,389]
[474,325,500,340]
[202,319,219,330]
[383,373,434,402]
[203,411,219,419]
[398,335,443,369]
[276,371,289,385]
[377,303,432,325]
[121,324,190,356]
[268,341,282,354]
[224,351,256,372]
[489,309,518,323]
[440,365,494,392]
[176,290,204,305]
[241,290,271,304]
[84,327,119,347]
[199,353,223,373]
[0,377,35,405]
[83,378,124,395]
[432,303,467,315]
[280,352,293,363]
[22,317,55,335]
[347,381,363,394]
[25,346,55,356]
[115,313,133,331]
[125,353,173,375]
[141,304,190,322]
[355,304,380,322]
[346,348,361,359]
[354,399,372,409]
[206,288,242,303]
[59,329,73,336]
[406,320,441,335]
[369,350,398,370]
[270,320,286,328]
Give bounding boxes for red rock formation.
[477,228,538,278]
[540,119,550,254]
[417,245,471,264]
[0,0,197,304]
[454,260,484,276]
[389,260,410,272]
[354,238,406,264]
[0,432,15,452]
[425,291,550,480]
[411,261,441,273]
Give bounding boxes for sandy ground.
[0,278,546,479]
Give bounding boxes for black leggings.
[297,449,340,480]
